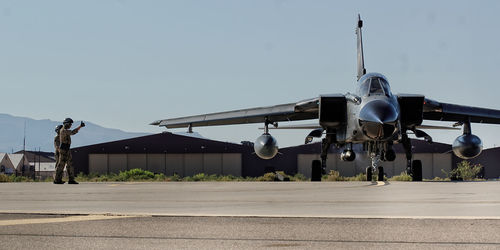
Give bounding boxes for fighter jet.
[151,15,500,181]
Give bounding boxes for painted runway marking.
[368,181,389,186]
[0,215,136,226]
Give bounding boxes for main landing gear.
[311,134,334,182]
[401,132,423,181]
[310,132,423,182]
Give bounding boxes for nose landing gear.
[366,153,384,181]
[364,142,387,181]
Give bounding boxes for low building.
[71,132,474,179]
[72,133,248,177]
[16,151,57,179]
[0,153,15,175]
[8,154,31,177]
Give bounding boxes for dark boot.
[53,180,65,184]
[68,180,79,184]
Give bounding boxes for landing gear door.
[319,94,347,128]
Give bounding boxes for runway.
[1,181,500,218]
[1,182,500,249]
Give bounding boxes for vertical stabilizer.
[356,14,366,81]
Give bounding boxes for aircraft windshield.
[370,79,384,95]
[359,77,391,97]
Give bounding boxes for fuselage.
[343,72,400,143]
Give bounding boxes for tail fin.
[356,14,366,81]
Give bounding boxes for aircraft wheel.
[311,160,322,182]
[366,167,373,182]
[380,151,386,161]
[412,160,422,181]
[378,166,384,181]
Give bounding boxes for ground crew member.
[54,118,85,184]
[54,125,63,164]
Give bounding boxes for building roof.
[72,132,250,154]
[0,153,14,167]
[15,150,55,163]
[7,154,27,169]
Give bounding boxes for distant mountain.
[0,114,150,153]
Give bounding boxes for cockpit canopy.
[358,75,391,97]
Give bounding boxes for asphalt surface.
[1,181,500,218]
[1,181,499,249]
[1,215,499,249]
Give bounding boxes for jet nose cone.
[359,100,398,124]
[359,100,399,140]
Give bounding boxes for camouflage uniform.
[54,127,79,182]
[54,134,60,164]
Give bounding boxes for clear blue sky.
[1,0,500,148]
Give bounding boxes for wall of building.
[87,153,242,177]
[468,148,500,179]
[72,133,251,176]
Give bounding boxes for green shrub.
[167,174,182,182]
[447,161,483,181]
[290,173,308,182]
[257,172,276,181]
[0,174,10,182]
[154,173,166,181]
[274,171,291,181]
[43,176,54,182]
[345,173,368,181]
[389,172,412,181]
[322,171,367,181]
[425,176,450,181]
[117,168,155,181]
[76,172,89,182]
[10,176,32,182]
[324,170,344,181]
[242,176,258,181]
[219,175,237,181]
[183,173,218,182]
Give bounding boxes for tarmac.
[1,181,500,249]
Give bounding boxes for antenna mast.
[23,121,26,153]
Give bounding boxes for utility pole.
[23,121,26,153]
[23,121,26,177]
[39,147,40,178]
